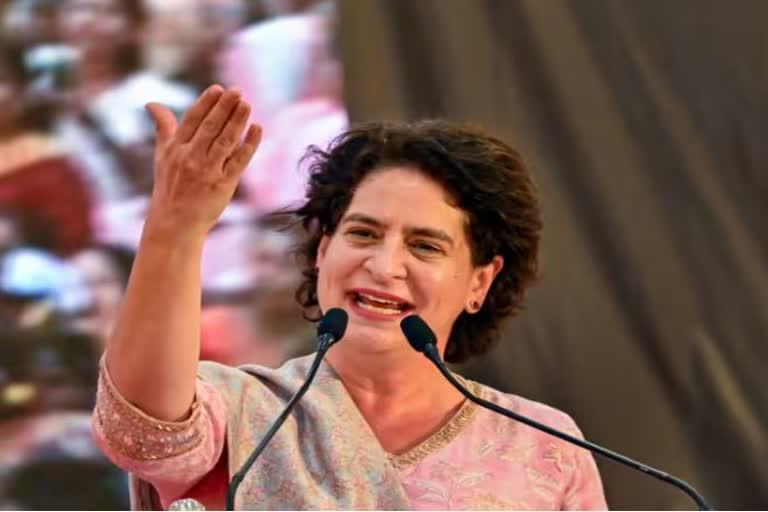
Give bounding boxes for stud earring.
[470,300,481,311]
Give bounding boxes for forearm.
[105,221,206,422]
[103,84,258,422]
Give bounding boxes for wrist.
[141,215,208,250]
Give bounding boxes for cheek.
[316,240,360,303]
[421,266,471,315]
[317,242,346,309]
[427,264,466,293]
[315,266,331,308]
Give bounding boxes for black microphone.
[400,315,713,511]
[225,308,348,510]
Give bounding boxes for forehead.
[345,167,467,233]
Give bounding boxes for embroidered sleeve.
[92,361,204,461]
[91,359,227,503]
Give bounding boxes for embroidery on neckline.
[387,376,481,471]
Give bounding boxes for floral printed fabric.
[395,385,607,510]
[93,355,607,510]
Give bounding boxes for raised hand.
[144,85,262,240]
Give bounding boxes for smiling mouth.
[351,291,414,316]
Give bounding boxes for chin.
[341,322,407,351]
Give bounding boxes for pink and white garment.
[217,11,348,214]
[239,97,347,214]
[92,355,608,510]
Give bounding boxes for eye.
[411,241,443,254]
[346,227,378,240]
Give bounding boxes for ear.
[468,255,504,307]
[316,234,331,269]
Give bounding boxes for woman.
[92,85,608,510]
[0,42,92,256]
[220,7,347,214]
[53,0,197,201]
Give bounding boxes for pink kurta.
[92,355,607,510]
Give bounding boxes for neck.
[325,343,462,414]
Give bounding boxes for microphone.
[225,308,348,510]
[168,498,206,510]
[400,315,713,511]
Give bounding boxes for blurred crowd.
[0,0,345,508]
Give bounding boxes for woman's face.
[316,167,502,356]
[59,0,133,47]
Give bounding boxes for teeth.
[358,293,402,307]
[355,298,402,315]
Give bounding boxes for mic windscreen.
[168,498,206,510]
[318,308,348,340]
[400,315,436,353]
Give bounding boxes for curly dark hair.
[283,120,541,363]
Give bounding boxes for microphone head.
[317,308,348,340]
[168,498,206,510]
[400,315,437,353]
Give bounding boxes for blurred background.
[0,0,765,509]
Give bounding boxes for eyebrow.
[341,213,455,247]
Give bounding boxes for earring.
[470,300,481,312]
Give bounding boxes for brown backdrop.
[338,0,767,509]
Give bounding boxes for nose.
[363,237,407,282]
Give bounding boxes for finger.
[208,99,251,162]
[175,84,225,142]
[190,88,242,152]
[145,103,178,145]
[224,124,263,179]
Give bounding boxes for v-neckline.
[322,360,481,472]
[386,378,481,470]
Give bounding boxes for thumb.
[145,103,178,144]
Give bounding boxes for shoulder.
[198,354,316,381]
[197,354,320,404]
[197,359,248,383]
[453,379,608,508]
[468,379,584,439]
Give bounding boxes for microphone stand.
[420,343,713,511]
[225,333,337,510]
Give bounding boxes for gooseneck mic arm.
[400,315,713,511]
[225,308,348,511]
